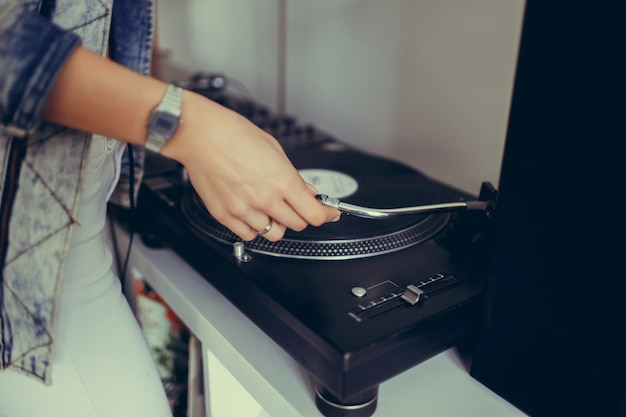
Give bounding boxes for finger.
[286,189,341,226]
[257,180,340,229]
[198,181,273,240]
[238,182,310,232]
[305,182,319,196]
[303,182,341,222]
[247,210,275,235]
[265,200,309,232]
[221,216,259,242]
[203,200,261,242]
[256,218,287,242]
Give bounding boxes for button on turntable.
[351,287,367,298]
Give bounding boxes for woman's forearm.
[43,45,166,146]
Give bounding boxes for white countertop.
[109,221,527,417]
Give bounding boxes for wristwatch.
[145,84,183,153]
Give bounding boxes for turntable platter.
[181,148,452,260]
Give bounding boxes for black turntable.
[132,77,496,417]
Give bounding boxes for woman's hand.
[160,90,341,242]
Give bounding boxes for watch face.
[149,111,179,136]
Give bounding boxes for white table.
[108,221,527,417]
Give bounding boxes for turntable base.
[134,147,491,416]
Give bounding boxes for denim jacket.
[0,0,154,383]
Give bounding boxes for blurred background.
[154,0,525,195]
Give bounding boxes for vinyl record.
[181,148,451,259]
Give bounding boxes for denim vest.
[0,0,154,383]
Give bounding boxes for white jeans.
[0,136,172,417]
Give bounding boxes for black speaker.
[470,1,626,416]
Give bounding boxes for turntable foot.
[315,385,378,417]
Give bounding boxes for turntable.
[133,75,496,417]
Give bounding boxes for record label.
[298,169,359,199]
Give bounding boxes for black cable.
[109,214,122,281]
[108,144,137,295]
[119,144,136,293]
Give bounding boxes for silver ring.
[256,218,273,235]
